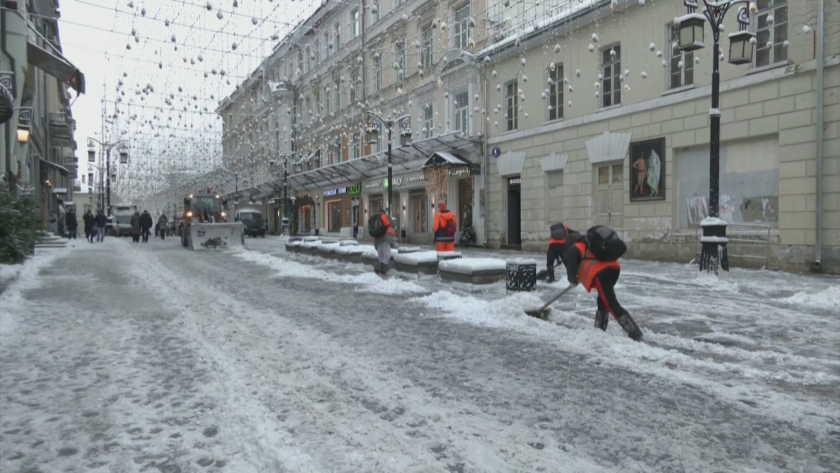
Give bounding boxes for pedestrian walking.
[94,209,108,242]
[544,222,576,283]
[65,209,78,240]
[157,213,168,240]
[368,208,395,276]
[564,225,643,341]
[432,202,457,253]
[130,211,141,243]
[83,210,95,242]
[140,210,153,243]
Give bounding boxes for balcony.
[49,112,73,146]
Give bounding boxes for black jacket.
[83,213,95,230]
[140,212,153,230]
[65,212,78,227]
[94,214,108,227]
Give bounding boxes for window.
[351,132,361,159]
[298,49,304,72]
[305,97,311,122]
[548,171,563,188]
[323,30,330,58]
[454,5,470,50]
[304,46,310,72]
[506,81,518,131]
[756,0,787,67]
[601,46,621,107]
[669,25,694,89]
[334,84,340,112]
[373,55,382,93]
[349,82,356,106]
[328,201,342,232]
[333,22,341,48]
[350,9,360,38]
[423,103,434,139]
[548,65,563,121]
[394,41,406,82]
[324,86,331,115]
[314,39,321,64]
[454,91,469,134]
[371,0,380,23]
[422,26,434,70]
[411,193,428,233]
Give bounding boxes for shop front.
[295,193,317,235]
[321,186,354,236]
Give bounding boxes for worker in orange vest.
[546,222,575,283]
[432,201,457,252]
[565,238,643,341]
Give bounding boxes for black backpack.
[368,214,387,238]
[585,225,626,262]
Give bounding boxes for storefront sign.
[508,177,521,188]
[347,183,362,195]
[392,172,425,188]
[470,163,481,175]
[365,179,384,190]
[492,146,501,157]
[323,187,348,197]
[450,167,470,177]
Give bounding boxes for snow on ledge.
[339,241,359,246]
[700,217,729,227]
[362,248,402,258]
[335,245,372,255]
[439,258,507,275]
[301,240,322,247]
[700,236,729,243]
[393,251,439,265]
[317,242,342,251]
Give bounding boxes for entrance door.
[507,176,522,248]
[595,163,624,228]
[328,201,342,232]
[458,178,472,228]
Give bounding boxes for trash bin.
[506,261,537,292]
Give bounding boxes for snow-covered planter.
[334,244,371,263]
[438,258,507,285]
[361,248,402,270]
[393,251,439,275]
[299,240,323,254]
[317,242,342,259]
[284,240,303,253]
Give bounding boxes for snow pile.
[334,245,371,255]
[338,240,358,246]
[235,250,425,294]
[316,242,341,252]
[0,247,69,335]
[362,248,402,258]
[301,240,322,248]
[439,258,507,275]
[393,251,438,265]
[784,285,840,310]
[0,264,24,285]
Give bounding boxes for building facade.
[1,0,85,228]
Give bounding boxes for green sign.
[382,178,389,189]
[347,183,362,196]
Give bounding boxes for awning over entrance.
[52,187,68,195]
[27,41,85,94]
[421,151,469,169]
[40,157,70,176]
[0,82,13,124]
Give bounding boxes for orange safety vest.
[380,213,394,235]
[574,240,620,292]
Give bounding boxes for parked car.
[236,211,265,238]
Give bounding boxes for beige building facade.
[479,0,839,272]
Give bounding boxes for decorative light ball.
[198,54,203,62]
[749,2,758,12]
[588,43,595,52]
[171,35,176,42]
[568,85,574,92]
[165,19,170,26]
[624,84,630,92]
[159,62,163,69]
[524,112,529,118]
[595,91,600,98]
[141,7,146,15]
[750,37,757,44]
[128,1,134,7]
[568,101,572,107]
[494,121,499,127]
[656,50,663,57]
[766,41,773,49]
[576,69,581,77]
[206,2,212,10]
[496,84,501,91]
[767,15,774,25]
[440,21,447,30]
[678,61,684,69]
[217,11,223,19]
[641,71,648,79]
[521,57,527,66]
[718,24,725,31]
[492,69,497,77]
[662,60,667,67]
[592,33,600,43]
[695,57,700,64]
[610,49,617,59]
[649,43,656,51]
[126,43,131,50]
[554,44,561,53]
[483,56,491,63]
[803,25,812,33]
[541,92,546,99]
[783,40,789,48]
[522,75,528,82]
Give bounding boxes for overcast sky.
[59,0,314,200]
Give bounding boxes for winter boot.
[594,310,609,331]
[616,313,643,341]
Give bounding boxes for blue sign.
[492,146,501,158]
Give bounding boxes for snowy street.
[1,238,838,473]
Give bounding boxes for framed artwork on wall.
[629,138,666,201]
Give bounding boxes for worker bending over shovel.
[565,226,643,341]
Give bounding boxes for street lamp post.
[87,137,128,215]
[677,0,755,276]
[366,111,411,214]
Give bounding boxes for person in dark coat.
[83,210,95,242]
[65,209,78,240]
[140,210,153,243]
[130,211,142,243]
[94,209,108,243]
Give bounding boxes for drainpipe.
[482,70,489,247]
[1,7,15,189]
[814,0,824,269]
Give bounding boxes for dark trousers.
[132,234,140,243]
[141,228,150,242]
[68,226,77,239]
[593,267,627,318]
[546,243,565,280]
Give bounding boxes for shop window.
[328,201,342,232]
[411,193,428,233]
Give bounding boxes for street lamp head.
[727,31,755,65]
[676,13,706,52]
[16,126,30,143]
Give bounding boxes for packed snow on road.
[1,238,837,473]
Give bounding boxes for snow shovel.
[536,261,562,280]
[524,285,575,319]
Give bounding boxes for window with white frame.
[394,40,406,82]
[352,132,361,159]
[454,91,469,135]
[601,45,621,107]
[334,84,340,112]
[454,4,470,50]
[548,65,563,121]
[371,0,380,23]
[304,46,310,72]
[333,22,341,50]
[373,55,382,93]
[323,30,330,58]
[756,0,787,67]
[422,26,434,70]
[350,9,359,38]
[324,86,331,115]
[298,49,304,72]
[349,78,357,106]
[305,97,311,122]
[669,24,694,89]
[423,103,434,138]
[506,81,518,131]
[314,39,321,64]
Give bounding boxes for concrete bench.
[317,242,342,260]
[393,251,440,276]
[360,248,407,270]
[284,240,302,253]
[436,251,463,261]
[439,258,508,285]
[334,244,372,263]
[299,240,323,255]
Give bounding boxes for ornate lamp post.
[366,111,411,214]
[677,0,756,275]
